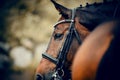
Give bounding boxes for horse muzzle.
[35,71,55,80]
[36,73,44,80]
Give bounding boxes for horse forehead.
[54,23,70,34]
[58,23,69,30]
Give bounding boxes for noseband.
[42,9,81,79]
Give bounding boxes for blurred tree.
[0,0,43,79]
[0,0,18,80]
[0,0,18,42]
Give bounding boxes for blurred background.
[0,0,103,80]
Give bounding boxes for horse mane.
[77,0,120,31]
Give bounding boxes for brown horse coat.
[72,21,119,80]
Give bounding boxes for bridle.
[42,8,81,80]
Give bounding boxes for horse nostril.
[36,74,43,80]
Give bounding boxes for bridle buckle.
[52,69,64,80]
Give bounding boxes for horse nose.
[36,73,43,80]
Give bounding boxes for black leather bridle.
[42,9,81,80]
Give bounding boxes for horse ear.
[51,0,71,18]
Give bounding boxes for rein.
[42,8,81,79]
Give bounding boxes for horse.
[72,20,120,80]
[35,0,120,80]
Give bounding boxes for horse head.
[35,0,90,80]
[35,0,120,80]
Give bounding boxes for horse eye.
[54,33,63,40]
